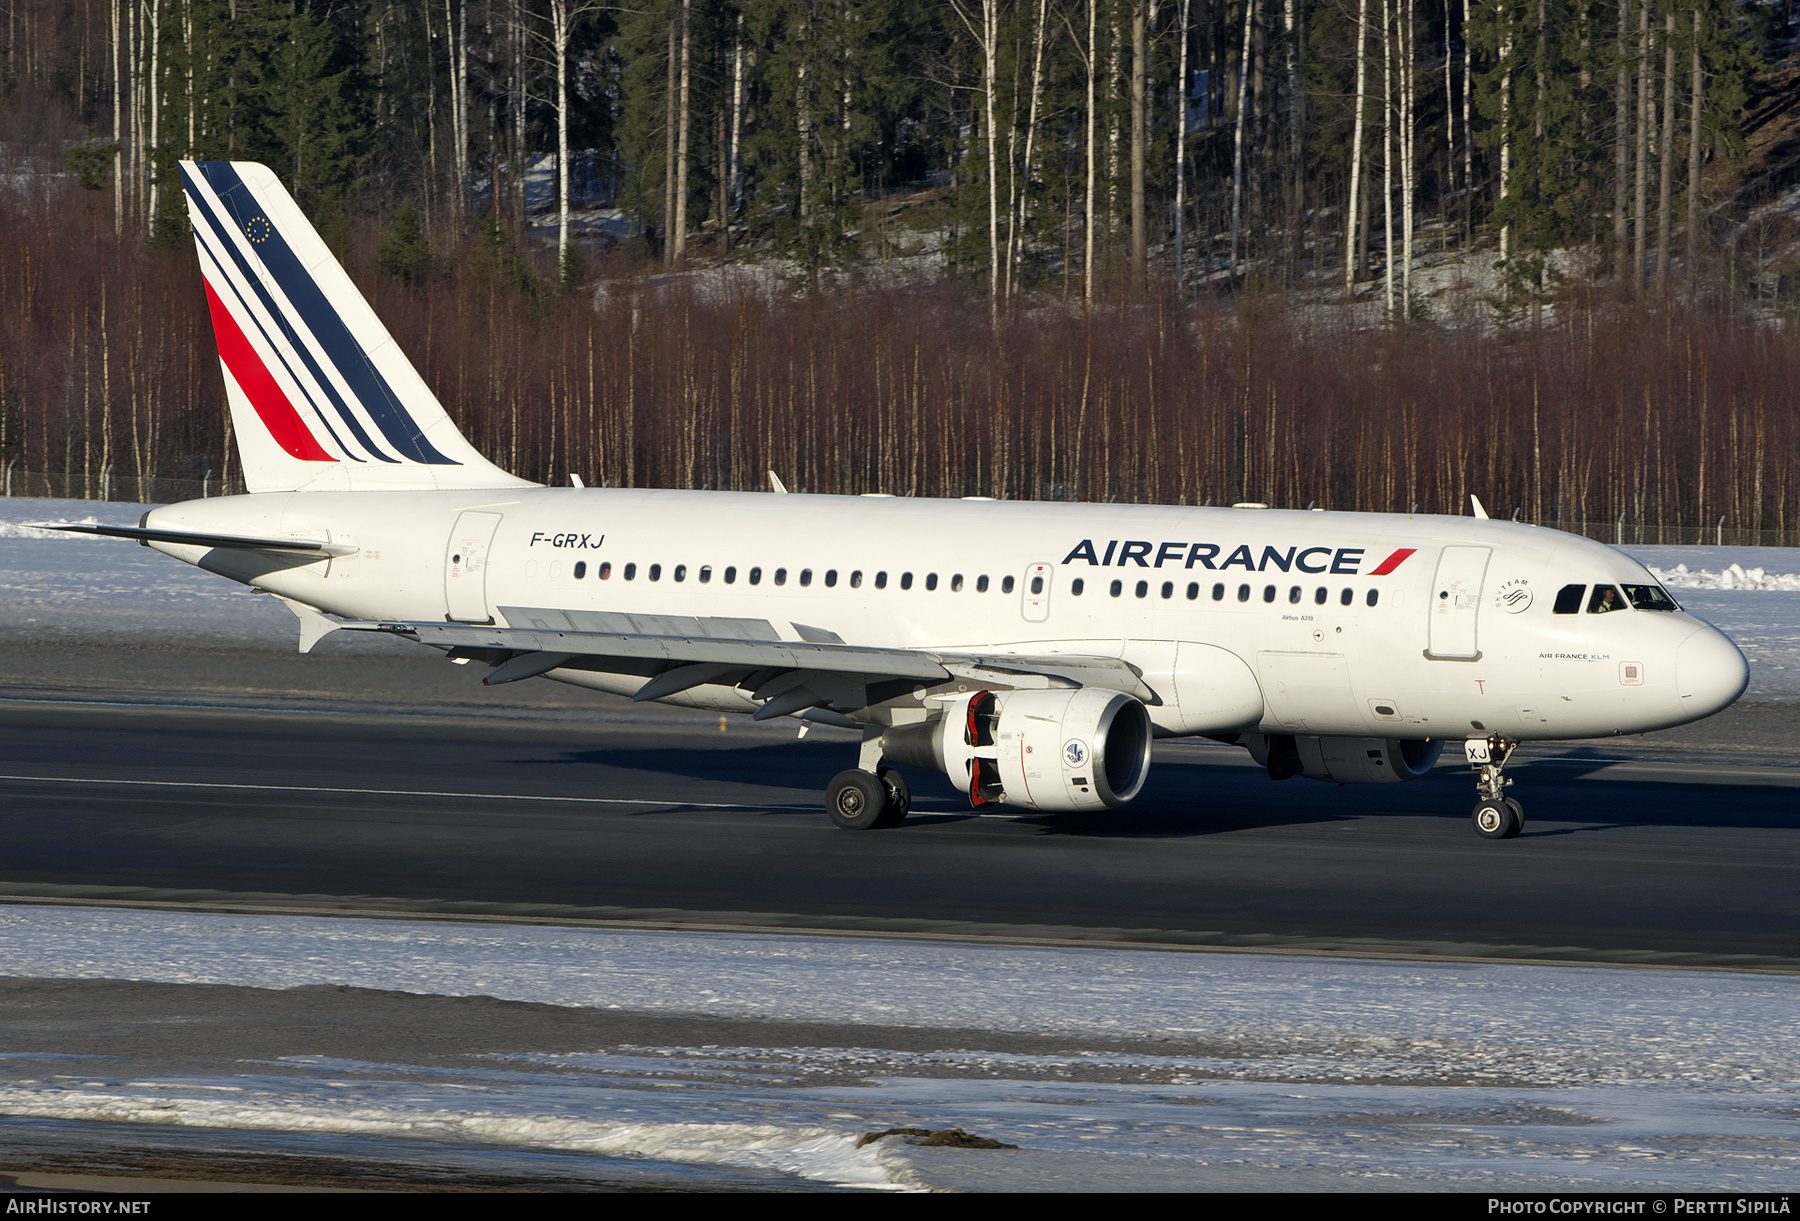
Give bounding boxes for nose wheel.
[1465,735,1523,840]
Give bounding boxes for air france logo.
[1060,539,1417,576]
[1063,739,1089,768]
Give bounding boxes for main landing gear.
[1465,734,1523,840]
[825,729,912,830]
[825,767,911,830]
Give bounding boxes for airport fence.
[0,466,243,505]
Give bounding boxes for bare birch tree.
[1346,0,1369,295]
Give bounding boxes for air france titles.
[1061,539,1417,576]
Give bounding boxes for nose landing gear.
[1465,735,1523,839]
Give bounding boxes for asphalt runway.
[2,695,1798,971]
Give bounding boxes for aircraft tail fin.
[180,160,533,494]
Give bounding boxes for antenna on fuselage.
[1470,494,1490,520]
[768,471,789,494]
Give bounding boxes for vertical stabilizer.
[181,160,534,494]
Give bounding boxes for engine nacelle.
[1241,733,1443,784]
[882,688,1153,812]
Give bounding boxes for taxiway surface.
[2,692,1796,971]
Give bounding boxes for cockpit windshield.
[1623,583,1680,611]
[1586,585,1625,613]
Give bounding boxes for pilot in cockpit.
[1588,585,1622,613]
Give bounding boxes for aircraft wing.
[340,605,1154,720]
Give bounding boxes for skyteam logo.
[1060,540,1417,576]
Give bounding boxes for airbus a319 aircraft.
[48,161,1750,839]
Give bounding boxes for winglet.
[768,470,789,494]
[1470,495,1490,520]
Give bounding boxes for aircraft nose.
[1675,626,1749,720]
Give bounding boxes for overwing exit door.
[1021,563,1053,622]
[445,511,503,623]
[1426,545,1490,660]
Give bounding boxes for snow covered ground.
[4,497,1798,691]
[2,905,1799,1191]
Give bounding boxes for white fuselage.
[144,488,1749,742]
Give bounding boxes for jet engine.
[1241,733,1443,784]
[883,687,1153,812]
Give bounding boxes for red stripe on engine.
[1368,548,1417,576]
[202,279,336,462]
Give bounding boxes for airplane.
[44,160,1750,840]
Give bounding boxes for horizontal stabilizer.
[33,522,359,556]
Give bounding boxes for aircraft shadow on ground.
[509,741,1800,838]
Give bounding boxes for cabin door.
[1426,545,1491,660]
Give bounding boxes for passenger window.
[649,564,662,581]
[1071,578,1085,595]
[574,561,587,579]
[1263,585,1277,603]
[850,570,862,588]
[1213,583,1225,601]
[951,574,963,592]
[1110,579,1123,597]
[699,565,712,583]
[1288,586,1301,604]
[1339,588,1352,606]
[825,569,838,587]
[1002,575,1015,594]
[1186,582,1199,600]
[1238,584,1251,602]
[1553,584,1585,614]
[1587,585,1624,613]
[1161,581,1173,599]
[775,568,789,586]
[748,566,762,585]
[1366,589,1379,607]
[624,562,637,580]
[925,573,938,591]
[875,571,888,589]
[674,564,686,582]
[798,569,812,586]
[599,561,612,579]
[723,566,736,583]
[1624,583,1679,611]
[1030,576,1044,595]
[977,575,990,592]
[900,572,914,590]
[1314,587,1327,605]
[1135,580,1149,598]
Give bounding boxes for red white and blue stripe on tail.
[181,160,529,493]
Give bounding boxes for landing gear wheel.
[1501,796,1525,839]
[826,769,890,830]
[1471,798,1521,840]
[874,768,911,828]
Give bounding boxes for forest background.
[1,0,1799,544]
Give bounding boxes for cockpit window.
[1623,583,1680,611]
[1553,584,1585,614]
[1586,584,1626,613]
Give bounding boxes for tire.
[1501,796,1525,839]
[827,769,889,830]
[1471,798,1519,840]
[874,768,912,828]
